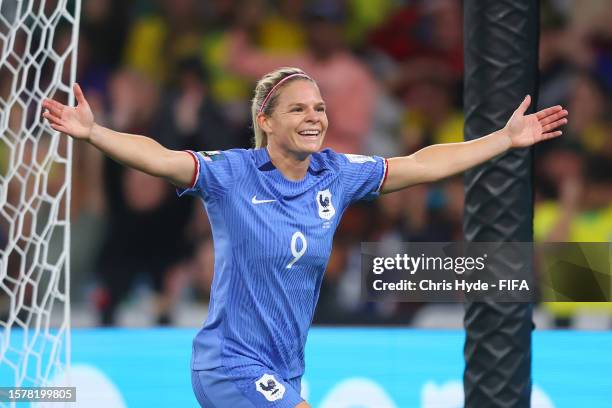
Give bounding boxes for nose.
[304,107,321,123]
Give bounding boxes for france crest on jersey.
[178,148,387,379]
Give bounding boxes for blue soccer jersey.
[178,147,387,379]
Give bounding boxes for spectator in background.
[535,150,612,327]
[536,150,612,243]
[538,5,574,109]
[530,0,612,331]
[197,0,255,138]
[80,0,129,75]
[256,0,307,53]
[368,0,463,81]
[153,57,241,151]
[95,69,195,325]
[566,72,611,153]
[396,77,464,154]
[373,183,459,243]
[366,0,464,158]
[228,0,378,153]
[123,0,205,84]
[344,0,397,48]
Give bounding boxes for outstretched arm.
[42,84,195,188]
[382,95,568,193]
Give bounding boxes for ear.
[257,112,273,134]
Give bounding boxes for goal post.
[0,0,81,401]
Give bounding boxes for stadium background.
[1,0,611,407]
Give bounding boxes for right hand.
[42,83,94,140]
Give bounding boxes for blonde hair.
[251,67,315,148]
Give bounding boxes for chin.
[301,142,323,154]
[293,139,323,155]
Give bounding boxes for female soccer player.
[42,67,567,408]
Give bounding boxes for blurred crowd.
[2,0,611,326]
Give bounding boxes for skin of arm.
[88,124,195,188]
[383,128,510,193]
[382,95,569,193]
[42,84,195,188]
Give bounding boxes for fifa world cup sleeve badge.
[197,151,225,162]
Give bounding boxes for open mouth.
[298,130,321,138]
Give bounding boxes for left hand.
[505,95,568,148]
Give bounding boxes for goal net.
[0,0,80,402]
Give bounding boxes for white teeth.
[299,130,320,135]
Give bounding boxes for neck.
[266,144,310,181]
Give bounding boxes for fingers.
[73,83,88,106]
[535,105,563,120]
[542,118,568,132]
[49,122,68,134]
[541,130,562,140]
[539,108,568,126]
[516,94,531,115]
[42,110,62,124]
[42,98,65,117]
[42,110,68,133]
[42,111,67,134]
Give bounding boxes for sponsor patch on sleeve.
[197,150,225,162]
[344,153,375,164]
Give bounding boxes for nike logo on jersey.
[251,195,277,204]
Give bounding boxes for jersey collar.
[253,147,328,175]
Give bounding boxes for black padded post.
[463,1,539,406]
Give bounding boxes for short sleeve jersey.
[178,148,387,379]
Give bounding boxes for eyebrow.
[287,102,326,108]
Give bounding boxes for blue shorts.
[191,365,304,408]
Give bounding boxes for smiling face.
[258,79,328,158]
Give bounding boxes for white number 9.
[287,231,307,268]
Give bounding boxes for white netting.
[0,0,80,403]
